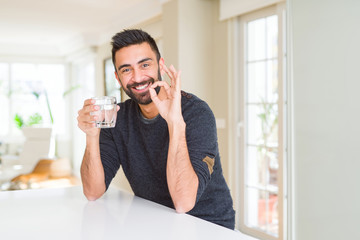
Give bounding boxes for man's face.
[114,42,162,105]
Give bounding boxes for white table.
[0,186,242,240]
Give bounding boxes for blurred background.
[0,1,359,240]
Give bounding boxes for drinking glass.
[91,96,117,128]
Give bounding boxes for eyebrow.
[117,57,153,71]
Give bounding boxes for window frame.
[229,3,287,240]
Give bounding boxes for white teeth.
[135,83,148,90]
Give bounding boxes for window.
[235,4,287,240]
[0,62,66,138]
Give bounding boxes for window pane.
[247,62,266,103]
[257,146,279,187]
[247,145,278,188]
[248,18,266,61]
[247,103,278,146]
[267,193,279,236]
[10,64,41,134]
[247,104,262,145]
[39,64,66,134]
[246,145,261,186]
[246,187,260,228]
[266,15,278,59]
[267,59,279,103]
[261,102,278,146]
[9,63,66,135]
[0,63,10,136]
[246,188,279,236]
[268,147,279,187]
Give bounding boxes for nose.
[132,68,142,83]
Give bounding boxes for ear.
[159,57,165,76]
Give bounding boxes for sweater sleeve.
[99,128,121,190]
[184,101,219,203]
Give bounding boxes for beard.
[122,69,161,105]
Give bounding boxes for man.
[77,29,235,229]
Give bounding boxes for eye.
[122,68,131,73]
[142,63,150,68]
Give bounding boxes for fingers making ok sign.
[149,64,183,125]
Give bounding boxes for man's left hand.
[149,64,184,126]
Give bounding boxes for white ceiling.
[0,0,165,57]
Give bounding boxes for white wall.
[162,0,231,180]
[290,0,360,239]
[163,0,214,104]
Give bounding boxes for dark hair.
[111,29,161,69]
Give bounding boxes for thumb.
[149,87,161,107]
[116,105,120,112]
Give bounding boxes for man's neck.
[138,87,165,119]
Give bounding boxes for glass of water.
[91,96,117,128]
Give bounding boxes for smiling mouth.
[130,80,153,93]
[134,82,150,91]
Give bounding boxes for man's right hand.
[77,99,101,137]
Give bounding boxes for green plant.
[14,113,43,129]
[14,114,24,129]
[27,113,43,126]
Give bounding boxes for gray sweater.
[99,91,235,229]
